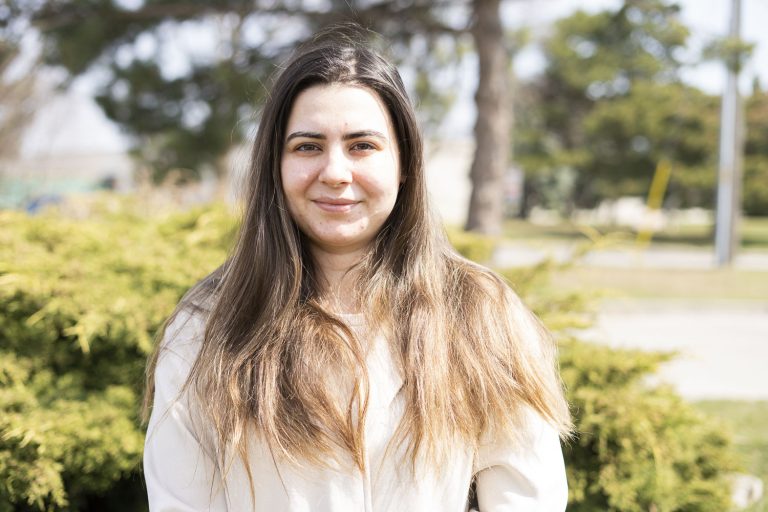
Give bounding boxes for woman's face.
[281,83,401,257]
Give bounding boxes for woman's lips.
[312,198,359,213]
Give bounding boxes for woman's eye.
[351,142,376,151]
[295,143,320,152]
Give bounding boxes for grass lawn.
[694,401,768,512]
[548,266,768,301]
[503,216,768,250]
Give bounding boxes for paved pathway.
[493,241,768,271]
[582,299,768,400]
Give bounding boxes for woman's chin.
[307,233,374,255]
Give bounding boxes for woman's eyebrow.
[342,130,388,141]
[285,130,388,143]
[286,131,325,142]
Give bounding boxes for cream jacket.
[144,310,568,511]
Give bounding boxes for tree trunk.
[464,0,510,234]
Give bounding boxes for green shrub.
[0,198,736,511]
[0,198,235,510]
[559,340,734,511]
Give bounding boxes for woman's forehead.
[285,84,395,137]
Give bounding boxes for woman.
[143,25,571,512]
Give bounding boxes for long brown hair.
[144,24,570,492]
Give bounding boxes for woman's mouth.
[312,198,359,213]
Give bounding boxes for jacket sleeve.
[472,408,568,512]
[143,310,228,512]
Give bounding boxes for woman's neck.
[311,247,364,315]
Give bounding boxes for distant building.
[1,86,133,210]
[0,152,134,210]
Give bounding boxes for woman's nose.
[318,146,352,186]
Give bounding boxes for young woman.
[143,26,571,512]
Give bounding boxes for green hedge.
[0,198,236,510]
[0,197,735,511]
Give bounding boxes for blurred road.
[582,299,768,400]
[493,241,768,271]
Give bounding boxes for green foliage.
[559,340,734,511]
[744,89,768,216]
[0,197,236,510]
[97,59,270,183]
[579,82,719,208]
[1,199,737,510]
[702,37,755,74]
[516,0,768,215]
[515,0,725,211]
[0,364,143,510]
[543,1,688,93]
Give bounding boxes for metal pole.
[715,0,743,266]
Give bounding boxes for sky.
[19,0,768,156]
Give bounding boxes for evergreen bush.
[0,198,235,510]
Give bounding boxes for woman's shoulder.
[159,269,222,357]
[157,306,208,367]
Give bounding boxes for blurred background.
[1,0,766,510]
